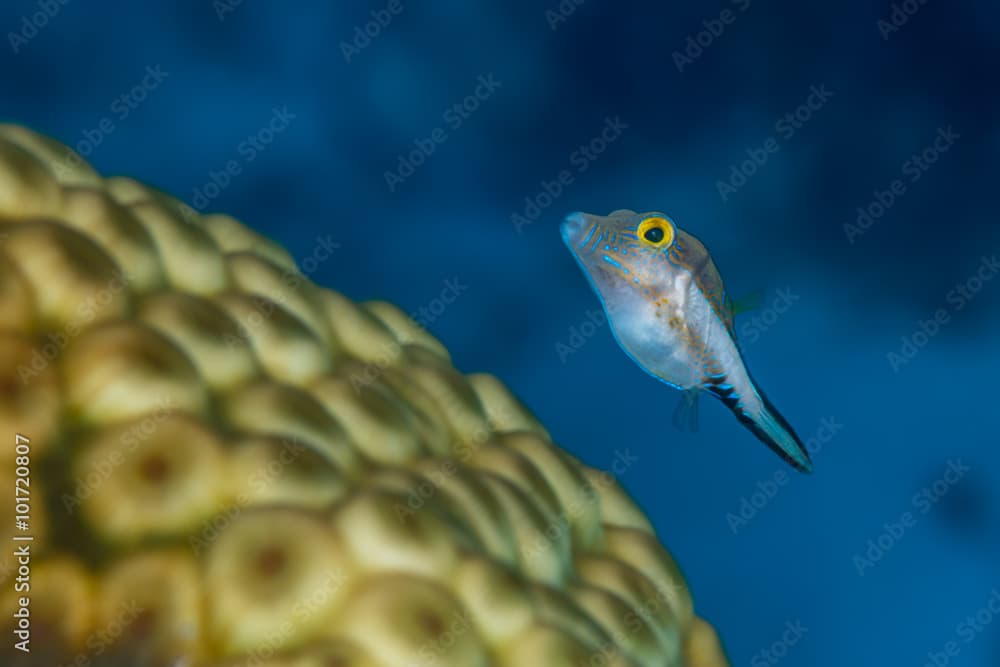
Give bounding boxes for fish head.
[561,208,707,387]
[560,209,685,309]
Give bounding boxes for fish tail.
[709,383,813,473]
[743,391,813,473]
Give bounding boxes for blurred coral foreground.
[0,124,728,667]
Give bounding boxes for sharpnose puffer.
[560,209,812,473]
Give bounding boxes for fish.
[560,209,813,473]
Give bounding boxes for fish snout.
[560,212,591,247]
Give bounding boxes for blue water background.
[2,1,998,664]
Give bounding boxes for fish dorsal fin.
[728,290,763,317]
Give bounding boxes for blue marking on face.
[587,232,603,254]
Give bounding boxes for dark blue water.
[2,1,997,664]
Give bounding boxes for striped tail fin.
[708,381,813,474]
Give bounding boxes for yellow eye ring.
[637,217,675,248]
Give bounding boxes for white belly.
[607,275,761,415]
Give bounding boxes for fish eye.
[637,217,674,248]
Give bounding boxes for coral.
[0,124,729,667]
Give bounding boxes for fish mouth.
[560,212,594,250]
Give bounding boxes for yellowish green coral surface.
[0,125,729,667]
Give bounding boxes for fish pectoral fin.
[729,290,764,316]
[672,388,700,433]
